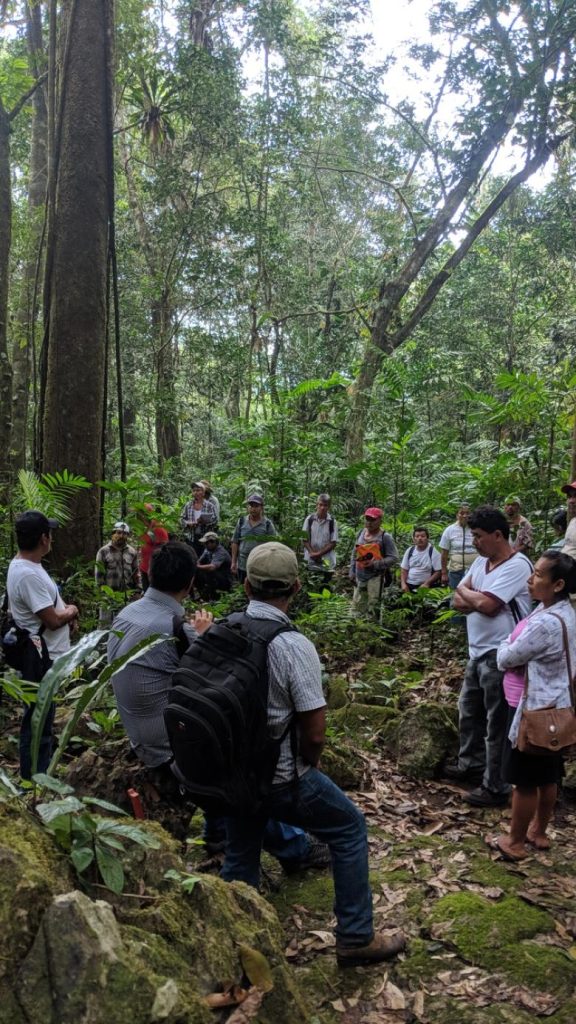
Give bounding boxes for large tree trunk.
[0,99,13,499]
[152,291,181,471]
[11,0,48,474]
[41,0,113,564]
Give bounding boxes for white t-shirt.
[302,514,338,568]
[465,553,532,658]
[401,543,442,586]
[6,558,71,657]
[439,523,476,571]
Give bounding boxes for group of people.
[3,478,576,963]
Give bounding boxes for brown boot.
[336,931,407,968]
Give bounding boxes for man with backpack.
[3,510,79,779]
[230,494,277,583]
[109,542,322,868]
[400,527,442,593]
[302,493,338,580]
[209,542,406,966]
[349,508,398,618]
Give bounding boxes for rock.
[396,702,458,779]
[321,739,366,789]
[0,803,310,1024]
[325,674,348,709]
[328,703,398,749]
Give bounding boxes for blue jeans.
[221,768,373,946]
[458,651,511,795]
[20,701,55,780]
[448,569,466,589]
[204,816,309,863]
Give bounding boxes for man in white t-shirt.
[6,510,79,778]
[446,506,532,807]
[439,504,477,589]
[400,527,442,593]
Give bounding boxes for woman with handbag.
[489,550,576,861]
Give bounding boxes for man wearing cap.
[221,542,406,966]
[95,523,141,624]
[230,494,277,583]
[439,503,476,589]
[504,497,533,555]
[195,532,232,599]
[303,494,338,580]
[5,511,79,779]
[561,480,576,560]
[349,508,398,618]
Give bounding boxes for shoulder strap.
[306,515,313,542]
[509,598,522,625]
[407,544,414,563]
[428,544,434,568]
[547,611,576,709]
[226,610,297,640]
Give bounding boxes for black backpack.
[164,612,297,816]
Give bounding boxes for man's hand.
[190,609,214,635]
[230,560,238,575]
[441,571,449,585]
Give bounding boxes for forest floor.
[265,752,576,1024]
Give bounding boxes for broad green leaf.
[238,945,274,993]
[95,845,125,893]
[71,846,95,873]
[36,797,85,823]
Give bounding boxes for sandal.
[485,834,529,863]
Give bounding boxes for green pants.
[352,576,384,618]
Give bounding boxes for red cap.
[561,481,576,494]
[364,507,383,519]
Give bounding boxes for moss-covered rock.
[427,892,576,995]
[320,738,366,789]
[396,701,458,778]
[327,703,397,749]
[325,674,349,709]
[0,802,311,1024]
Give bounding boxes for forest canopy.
[1,0,575,562]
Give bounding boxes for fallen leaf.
[226,987,265,1022]
[381,980,406,1010]
[413,990,425,1018]
[238,946,273,993]
[330,998,347,1012]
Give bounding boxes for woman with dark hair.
[549,508,567,551]
[490,550,576,860]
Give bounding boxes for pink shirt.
[502,617,529,707]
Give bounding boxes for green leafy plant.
[13,469,92,523]
[163,867,201,894]
[33,774,161,893]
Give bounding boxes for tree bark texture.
[152,292,181,470]
[41,0,113,563]
[0,100,13,499]
[11,0,48,473]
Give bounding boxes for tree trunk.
[41,0,113,565]
[153,291,181,471]
[0,99,13,499]
[11,0,48,474]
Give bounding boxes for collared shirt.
[439,522,476,571]
[509,515,533,552]
[303,513,338,568]
[107,588,195,766]
[95,541,140,592]
[497,600,576,746]
[562,517,576,560]
[232,515,277,570]
[245,600,326,784]
[465,553,532,658]
[180,499,218,539]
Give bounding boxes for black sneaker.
[281,837,331,874]
[463,786,510,808]
[443,762,484,784]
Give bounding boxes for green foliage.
[13,469,91,524]
[163,867,201,894]
[33,774,161,893]
[295,591,390,661]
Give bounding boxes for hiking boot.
[443,762,484,784]
[463,786,510,808]
[281,837,331,875]
[336,931,407,968]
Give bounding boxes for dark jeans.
[20,701,55,780]
[457,650,511,795]
[448,569,466,590]
[205,816,310,863]
[221,768,373,946]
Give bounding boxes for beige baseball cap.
[246,542,298,589]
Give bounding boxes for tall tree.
[40,0,114,562]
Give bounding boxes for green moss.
[328,704,397,748]
[396,702,458,779]
[321,740,365,789]
[325,674,349,709]
[428,893,576,994]
[269,870,335,920]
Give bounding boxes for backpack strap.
[407,544,415,564]
[428,544,434,570]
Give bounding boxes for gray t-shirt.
[6,557,70,658]
[232,515,277,570]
